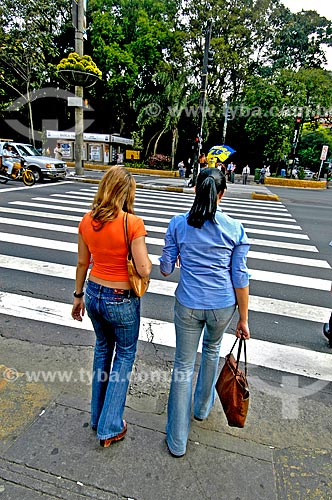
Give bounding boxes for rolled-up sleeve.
[231,244,250,288]
[159,219,179,275]
[231,224,250,288]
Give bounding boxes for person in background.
[198,153,207,168]
[178,160,185,178]
[54,143,62,160]
[259,165,266,184]
[230,163,236,183]
[185,159,192,179]
[72,166,152,448]
[1,144,17,176]
[226,161,233,182]
[159,167,250,457]
[216,160,222,171]
[242,164,250,185]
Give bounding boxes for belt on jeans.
[87,281,133,297]
[112,288,132,296]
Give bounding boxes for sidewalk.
[67,167,270,195]
[1,334,331,499]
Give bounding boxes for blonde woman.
[72,166,152,447]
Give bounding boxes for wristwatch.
[73,291,84,298]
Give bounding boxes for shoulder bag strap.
[123,212,132,259]
[231,337,248,377]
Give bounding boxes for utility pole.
[74,0,84,176]
[222,97,230,145]
[192,19,213,186]
[291,117,302,158]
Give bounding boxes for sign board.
[68,97,83,107]
[126,150,140,160]
[46,130,110,142]
[320,145,328,161]
[110,135,134,146]
[89,145,102,162]
[60,142,72,159]
[46,130,133,145]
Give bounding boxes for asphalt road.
[1,178,332,500]
[0,179,331,359]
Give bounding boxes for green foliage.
[297,166,305,180]
[124,161,147,169]
[298,128,332,170]
[0,0,71,136]
[88,0,184,137]
[1,0,332,164]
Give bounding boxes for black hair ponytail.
[187,168,226,229]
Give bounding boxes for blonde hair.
[91,166,136,229]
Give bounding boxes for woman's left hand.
[71,298,85,321]
[235,320,250,339]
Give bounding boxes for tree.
[88,0,182,137]
[298,127,332,171]
[0,0,70,144]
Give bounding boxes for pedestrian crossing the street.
[0,182,331,381]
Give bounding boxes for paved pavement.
[1,167,331,500]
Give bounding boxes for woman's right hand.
[71,298,85,322]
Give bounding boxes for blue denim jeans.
[166,299,236,456]
[85,280,140,440]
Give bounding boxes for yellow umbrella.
[207,145,236,164]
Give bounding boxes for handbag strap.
[230,336,248,377]
[123,212,132,259]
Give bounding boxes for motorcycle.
[0,155,35,186]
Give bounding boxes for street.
[0,178,332,499]
[0,179,331,355]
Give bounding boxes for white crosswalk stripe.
[1,184,331,381]
[1,290,331,381]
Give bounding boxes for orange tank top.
[79,211,147,281]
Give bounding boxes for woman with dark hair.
[160,167,250,457]
[72,166,152,448]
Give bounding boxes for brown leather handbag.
[215,337,249,428]
[124,213,150,297]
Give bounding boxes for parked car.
[303,168,315,179]
[0,142,66,182]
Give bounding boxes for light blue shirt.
[159,207,250,309]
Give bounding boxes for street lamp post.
[222,97,230,145]
[192,19,212,186]
[74,0,84,176]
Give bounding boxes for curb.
[70,177,194,193]
[251,192,280,201]
[66,163,180,178]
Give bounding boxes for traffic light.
[207,49,214,72]
[194,134,201,148]
[295,117,302,129]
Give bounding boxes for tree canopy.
[0,0,332,166]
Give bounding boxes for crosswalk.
[1,181,332,381]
